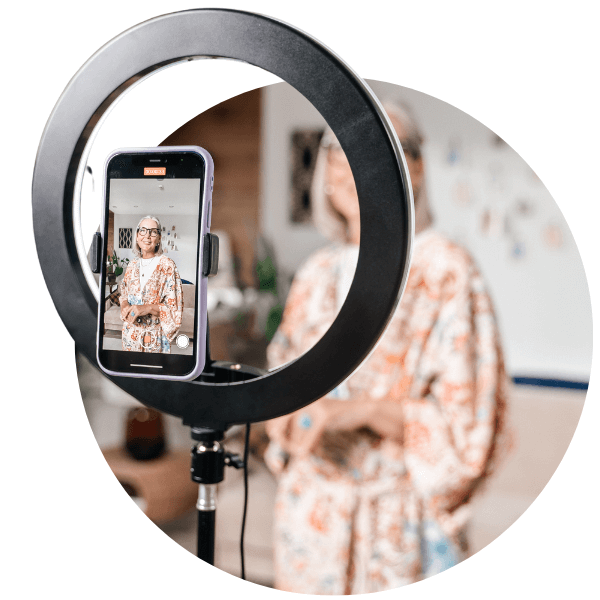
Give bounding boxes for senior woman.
[119,216,184,353]
[264,102,508,594]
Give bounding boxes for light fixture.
[32,6,411,442]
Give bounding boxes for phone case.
[96,146,214,381]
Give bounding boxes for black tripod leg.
[196,482,217,564]
[197,509,216,564]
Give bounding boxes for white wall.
[113,213,199,285]
[260,81,592,382]
[78,59,280,261]
[260,83,329,275]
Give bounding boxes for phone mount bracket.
[90,232,102,274]
[202,233,219,277]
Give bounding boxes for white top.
[139,255,159,288]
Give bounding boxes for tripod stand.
[190,361,265,568]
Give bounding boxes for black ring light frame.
[32,8,413,432]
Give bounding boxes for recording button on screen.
[176,334,190,349]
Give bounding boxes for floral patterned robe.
[265,229,508,594]
[119,255,184,354]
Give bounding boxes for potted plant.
[107,251,129,284]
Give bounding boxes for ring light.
[32,8,413,431]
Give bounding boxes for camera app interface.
[101,168,201,357]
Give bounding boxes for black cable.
[240,423,251,580]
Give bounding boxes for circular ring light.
[32,9,413,430]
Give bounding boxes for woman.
[119,216,184,353]
[264,102,508,594]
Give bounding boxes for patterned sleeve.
[402,259,507,511]
[158,260,184,341]
[118,265,133,319]
[266,274,308,368]
[264,247,336,475]
[267,247,335,369]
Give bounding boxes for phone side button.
[207,202,212,229]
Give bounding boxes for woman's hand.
[264,397,375,457]
[265,397,374,458]
[121,302,134,321]
[125,304,161,324]
[266,395,405,458]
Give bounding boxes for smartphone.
[96,146,214,381]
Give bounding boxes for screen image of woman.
[119,216,184,353]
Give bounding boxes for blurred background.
[78,79,591,587]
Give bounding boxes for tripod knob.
[224,452,245,469]
[190,441,225,484]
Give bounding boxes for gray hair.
[132,215,163,258]
[381,100,425,160]
[311,99,430,242]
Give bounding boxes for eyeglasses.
[138,227,160,238]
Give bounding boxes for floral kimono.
[265,229,508,594]
[119,255,184,354]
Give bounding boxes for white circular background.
[7,2,598,599]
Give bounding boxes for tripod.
[190,360,265,567]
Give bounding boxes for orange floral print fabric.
[265,229,508,594]
[119,255,184,354]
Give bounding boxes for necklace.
[140,255,158,281]
[140,255,157,267]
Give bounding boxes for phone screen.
[97,149,209,379]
